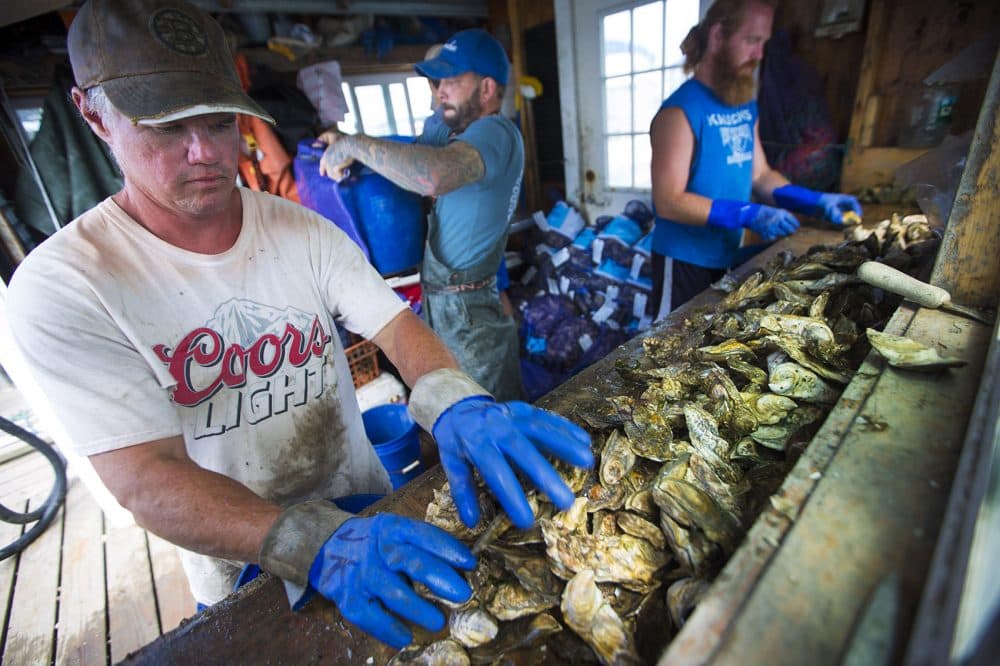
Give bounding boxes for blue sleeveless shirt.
[651,79,758,268]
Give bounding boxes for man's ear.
[480,76,499,104]
[71,87,113,143]
[707,22,724,56]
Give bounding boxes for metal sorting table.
[120,223,993,664]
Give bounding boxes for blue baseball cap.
[414,29,510,85]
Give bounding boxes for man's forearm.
[653,190,714,227]
[326,135,482,196]
[371,309,459,388]
[752,168,791,205]
[91,444,281,563]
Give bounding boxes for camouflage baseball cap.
[68,0,274,125]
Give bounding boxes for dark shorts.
[649,253,725,317]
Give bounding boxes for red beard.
[713,47,759,106]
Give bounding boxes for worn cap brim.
[102,69,274,125]
[414,58,467,81]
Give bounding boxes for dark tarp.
[14,64,122,239]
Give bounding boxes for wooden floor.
[0,382,196,665]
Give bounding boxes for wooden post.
[930,48,1000,309]
[506,0,542,213]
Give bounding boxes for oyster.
[540,517,669,591]
[561,569,642,665]
[389,639,470,665]
[652,474,743,553]
[741,391,799,425]
[771,282,814,307]
[756,313,845,360]
[449,606,499,648]
[615,510,667,550]
[426,485,495,541]
[486,579,557,620]
[682,404,733,460]
[750,405,824,451]
[487,544,564,598]
[867,329,967,371]
[726,356,769,386]
[764,333,851,384]
[666,577,710,628]
[779,261,835,281]
[696,339,757,363]
[767,354,841,404]
[468,613,562,665]
[600,429,637,486]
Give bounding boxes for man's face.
[437,72,485,133]
[103,110,240,219]
[713,2,773,105]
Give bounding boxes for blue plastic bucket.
[338,136,426,275]
[362,403,424,489]
[294,139,371,259]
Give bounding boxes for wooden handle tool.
[856,261,995,326]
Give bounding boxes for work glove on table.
[259,501,475,648]
[772,184,863,224]
[708,198,800,242]
[408,368,595,530]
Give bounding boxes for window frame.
[337,71,434,138]
[597,0,701,193]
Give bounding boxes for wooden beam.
[846,0,892,148]
[930,48,1000,309]
[507,0,543,214]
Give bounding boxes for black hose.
[0,416,67,560]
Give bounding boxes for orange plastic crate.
[345,338,380,388]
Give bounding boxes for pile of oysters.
[393,215,940,665]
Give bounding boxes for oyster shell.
[600,429,637,487]
[767,355,840,404]
[486,579,557,620]
[449,606,499,648]
[666,577,710,628]
[615,510,667,550]
[468,612,562,664]
[540,518,669,591]
[867,329,967,371]
[389,639,470,665]
[561,569,642,665]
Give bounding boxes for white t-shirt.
[5,188,405,603]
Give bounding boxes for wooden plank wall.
[842,0,1000,191]
[772,3,866,147]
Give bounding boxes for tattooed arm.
[319,133,484,196]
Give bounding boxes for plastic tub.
[338,136,426,276]
[293,139,371,259]
[362,403,425,489]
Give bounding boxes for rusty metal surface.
[120,225,878,665]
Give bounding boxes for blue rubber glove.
[307,514,475,649]
[432,398,594,529]
[772,184,863,224]
[708,199,799,241]
[815,192,863,224]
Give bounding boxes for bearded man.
[319,29,525,401]
[647,0,862,319]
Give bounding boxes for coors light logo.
[153,299,333,439]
